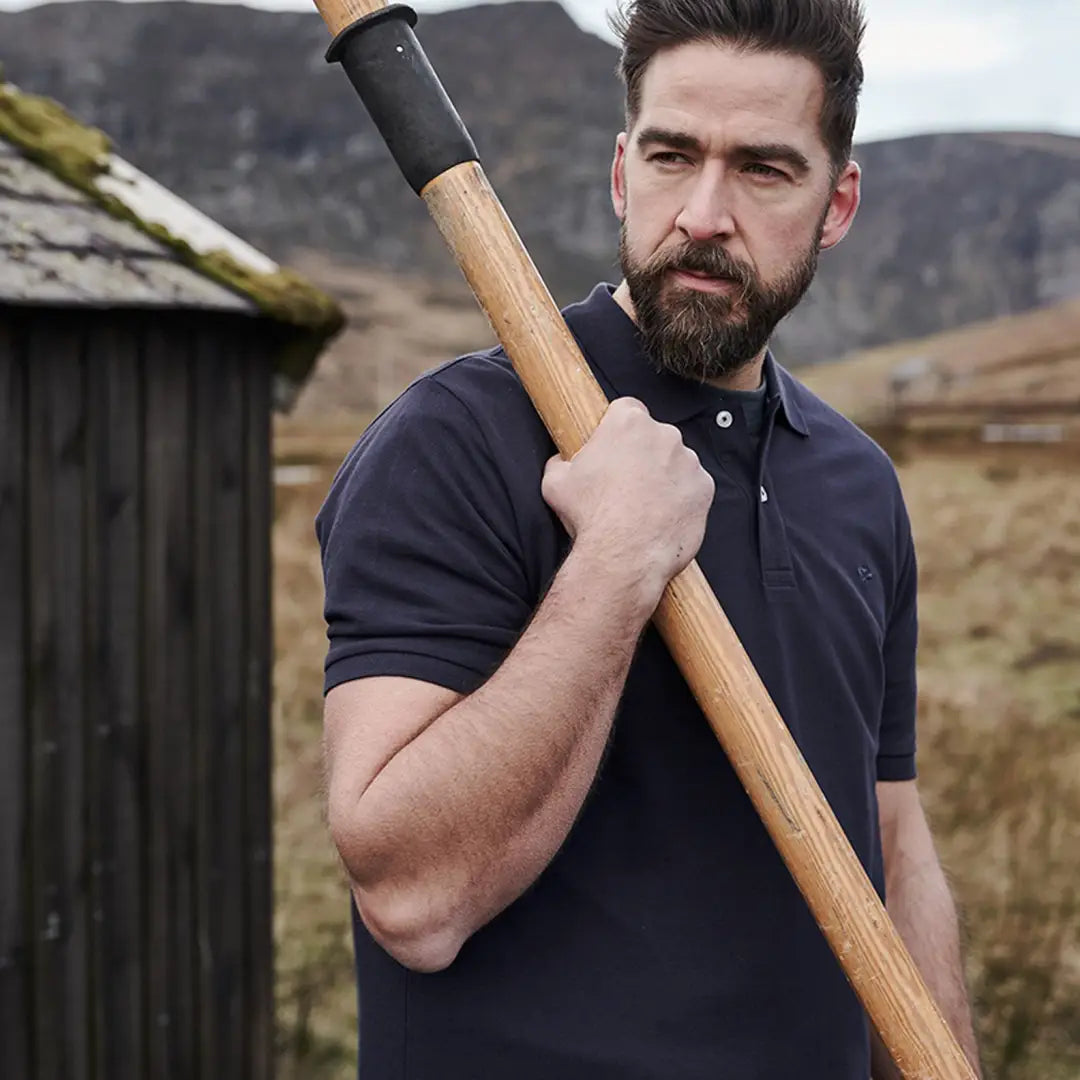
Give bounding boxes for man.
[316,1,982,1076]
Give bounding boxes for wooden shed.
[0,82,343,1079]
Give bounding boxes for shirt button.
[715,410,733,429]
[760,486,769,503]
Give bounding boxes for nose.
[674,167,735,243]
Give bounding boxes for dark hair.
[609,0,866,171]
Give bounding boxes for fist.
[542,398,714,603]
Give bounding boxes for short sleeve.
[314,375,536,697]
[876,511,918,782]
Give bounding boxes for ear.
[611,132,629,221]
[819,160,861,251]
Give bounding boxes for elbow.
[328,805,471,972]
[352,883,468,973]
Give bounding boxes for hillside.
[800,296,1080,431]
[2,0,1078,363]
[279,252,491,420]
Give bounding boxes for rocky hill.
[2,0,1078,363]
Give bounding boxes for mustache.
[647,242,756,290]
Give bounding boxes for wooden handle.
[422,165,610,445]
[315,0,386,37]
[315,2,977,1072]
[424,163,974,1080]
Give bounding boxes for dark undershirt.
[719,378,768,438]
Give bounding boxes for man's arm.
[323,399,714,973]
[871,780,982,1079]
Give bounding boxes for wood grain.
[314,0,387,37]
[144,319,196,1080]
[243,333,275,1080]
[98,321,146,1080]
[423,163,610,449]
[0,313,29,1080]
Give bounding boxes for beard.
[619,219,824,383]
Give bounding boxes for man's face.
[611,40,861,381]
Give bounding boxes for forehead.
[635,40,827,156]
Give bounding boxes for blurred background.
[1,0,1077,1076]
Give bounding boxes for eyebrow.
[636,127,811,176]
[636,126,705,155]
[740,142,812,176]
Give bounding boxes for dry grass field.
[270,430,1080,1079]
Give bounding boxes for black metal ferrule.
[326,4,479,195]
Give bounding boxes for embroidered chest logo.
[857,565,875,584]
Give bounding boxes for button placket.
[755,401,796,592]
[706,401,754,470]
[700,408,756,537]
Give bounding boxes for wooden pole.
[312,2,977,1077]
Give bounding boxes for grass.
[270,434,1080,1079]
[272,472,359,1079]
[894,449,1080,1078]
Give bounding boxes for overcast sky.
[3,0,1077,143]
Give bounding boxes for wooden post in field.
[311,2,978,1076]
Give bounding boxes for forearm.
[886,865,980,1075]
[344,542,656,966]
[874,794,981,1078]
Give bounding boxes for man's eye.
[649,151,691,166]
[744,163,786,179]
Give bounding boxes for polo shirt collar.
[566,283,811,438]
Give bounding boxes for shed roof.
[0,140,257,312]
[0,77,345,404]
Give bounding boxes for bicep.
[315,376,536,700]
[324,676,462,834]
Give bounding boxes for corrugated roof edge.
[0,74,346,408]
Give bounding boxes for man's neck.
[611,279,768,392]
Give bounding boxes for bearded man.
[316,1,982,1077]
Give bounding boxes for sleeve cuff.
[324,649,496,698]
[876,753,917,782]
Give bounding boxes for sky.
[2,0,1078,143]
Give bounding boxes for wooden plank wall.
[0,312,30,1080]
[0,307,276,1080]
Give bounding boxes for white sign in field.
[982,424,1066,444]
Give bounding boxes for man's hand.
[542,397,715,611]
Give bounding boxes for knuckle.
[690,469,714,503]
[656,422,683,445]
[608,397,645,422]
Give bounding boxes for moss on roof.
[0,76,345,390]
[0,76,111,188]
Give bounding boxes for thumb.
[541,454,576,536]
[543,450,571,472]
[541,453,569,499]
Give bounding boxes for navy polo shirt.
[316,283,918,1080]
